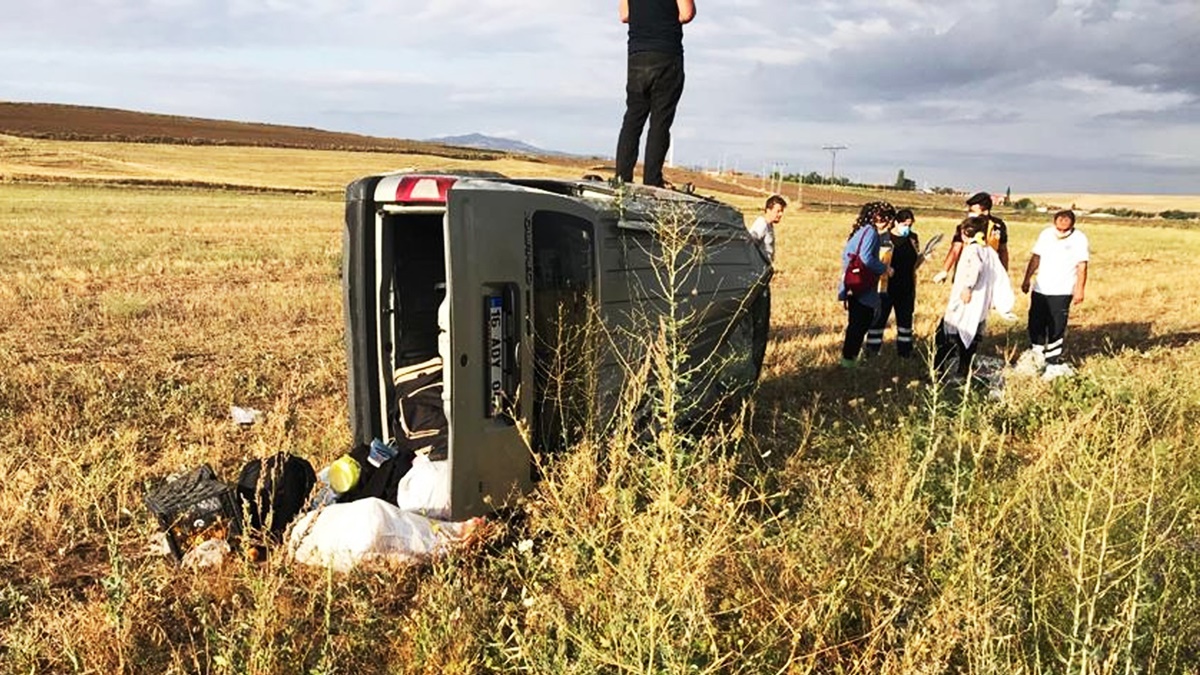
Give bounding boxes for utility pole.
[822,145,848,212]
[822,145,848,182]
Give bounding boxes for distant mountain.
[427,133,572,157]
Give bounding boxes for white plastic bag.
[395,454,452,520]
[288,498,474,573]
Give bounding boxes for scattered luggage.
[146,444,472,571]
[287,497,479,573]
[236,453,316,539]
[144,465,242,560]
[395,453,452,521]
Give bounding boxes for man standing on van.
[614,0,696,188]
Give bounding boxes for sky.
[2,0,1198,194]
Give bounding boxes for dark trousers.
[615,51,685,187]
[865,291,915,357]
[751,288,770,374]
[842,299,877,361]
[1028,292,1072,365]
[934,320,980,378]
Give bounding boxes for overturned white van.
[343,173,771,520]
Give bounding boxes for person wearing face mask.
[838,201,895,368]
[1020,209,1090,380]
[934,216,1015,381]
[933,191,1009,283]
[865,208,923,358]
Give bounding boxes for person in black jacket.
[933,191,1009,283]
[614,0,696,188]
[866,208,923,357]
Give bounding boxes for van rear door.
[443,181,601,519]
[444,181,533,519]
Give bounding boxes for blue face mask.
[894,225,911,238]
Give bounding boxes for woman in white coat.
[934,217,1014,379]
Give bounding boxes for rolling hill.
[0,101,503,159]
[0,100,766,198]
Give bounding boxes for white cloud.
[1058,75,1194,114]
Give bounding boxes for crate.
[145,465,242,560]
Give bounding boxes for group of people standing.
[746,191,1091,382]
[831,192,1090,381]
[612,0,1092,383]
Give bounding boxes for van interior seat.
[393,357,447,459]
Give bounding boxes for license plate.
[487,295,504,417]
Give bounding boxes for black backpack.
[236,453,316,539]
[336,443,416,505]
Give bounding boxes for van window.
[530,211,595,452]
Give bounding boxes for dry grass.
[0,134,585,192]
[2,143,1200,673]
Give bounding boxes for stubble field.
[2,138,1200,673]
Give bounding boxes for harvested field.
[1021,192,1200,213]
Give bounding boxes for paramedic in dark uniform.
[866,208,923,357]
[934,191,1009,283]
[614,0,696,188]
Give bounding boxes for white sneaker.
[1042,363,1075,381]
[1013,349,1046,376]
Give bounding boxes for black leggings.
[842,299,877,361]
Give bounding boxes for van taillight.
[395,175,457,203]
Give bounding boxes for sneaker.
[839,358,858,369]
[1042,363,1075,381]
[1013,349,1046,376]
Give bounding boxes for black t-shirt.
[629,0,684,55]
[952,214,1008,248]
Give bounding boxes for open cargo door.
[444,181,596,519]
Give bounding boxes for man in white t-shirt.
[748,194,786,264]
[747,194,786,371]
[1020,209,1090,378]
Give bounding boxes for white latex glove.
[932,270,948,284]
